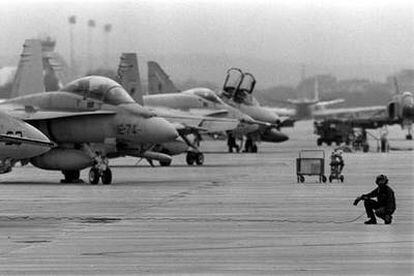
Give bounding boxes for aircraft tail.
[117,53,144,105]
[42,52,71,91]
[393,77,401,95]
[147,61,178,94]
[11,39,45,98]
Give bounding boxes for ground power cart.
[296,150,327,183]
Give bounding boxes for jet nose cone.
[22,123,53,157]
[261,128,289,143]
[402,104,414,120]
[146,117,179,144]
[277,131,289,142]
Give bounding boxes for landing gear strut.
[406,125,412,140]
[88,167,112,185]
[227,133,240,153]
[180,134,205,166]
[88,154,112,185]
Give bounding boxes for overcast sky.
[1,0,413,70]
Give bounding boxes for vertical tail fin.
[11,39,45,98]
[393,77,401,95]
[117,53,144,105]
[42,52,71,91]
[147,61,178,94]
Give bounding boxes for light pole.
[103,24,112,69]
[87,19,96,73]
[68,15,76,78]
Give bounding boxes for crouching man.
[353,174,396,224]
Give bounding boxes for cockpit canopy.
[185,88,225,105]
[60,76,135,106]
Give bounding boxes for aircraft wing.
[5,108,116,122]
[153,107,239,133]
[316,99,345,108]
[0,134,55,147]
[264,106,296,117]
[313,106,386,120]
[184,109,229,118]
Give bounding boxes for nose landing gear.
[88,155,112,185]
[186,151,204,166]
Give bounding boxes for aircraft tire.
[101,169,112,185]
[159,160,172,166]
[89,168,100,185]
[186,152,195,165]
[317,138,323,146]
[195,152,204,165]
[406,134,412,140]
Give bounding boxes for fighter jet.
[38,48,240,167]
[312,77,414,141]
[118,53,250,165]
[215,68,290,152]
[0,110,54,174]
[146,62,289,153]
[1,40,178,184]
[267,78,345,120]
[386,78,414,139]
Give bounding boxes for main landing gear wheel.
[195,152,204,165]
[186,152,204,166]
[88,168,113,185]
[297,175,305,183]
[89,168,100,185]
[406,134,412,140]
[340,175,344,183]
[101,168,112,185]
[320,175,327,183]
[317,138,323,146]
[159,160,172,167]
[186,152,195,165]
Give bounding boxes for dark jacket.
[364,185,396,212]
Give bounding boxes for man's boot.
[364,218,377,224]
[384,215,392,224]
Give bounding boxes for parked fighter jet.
[387,78,414,139]
[118,54,252,164]
[146,62,289,153]
[0,110,54,174]
[266,78,345,120]
[216,68,291,152]
[312,78,414,141]
[2,40,178,184]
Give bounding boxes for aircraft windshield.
[191,89,224,104]
[60,76,135,105]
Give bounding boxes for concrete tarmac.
[0,121,413,274]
